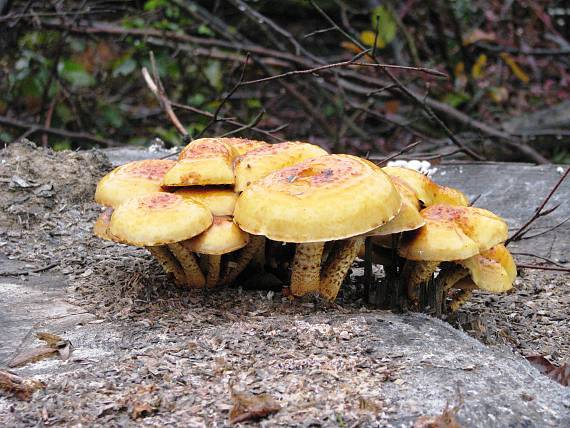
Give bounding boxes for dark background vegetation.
[0,0,569,163]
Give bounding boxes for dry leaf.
[0,370,44,401]
[463,29,496,46]
[36,332,65,347]
[229,390,280,424]
[499,53,530,84]
[471,54,487,79]
[7,346,59,368]
[526,356,570,386]
[413,404,462,428]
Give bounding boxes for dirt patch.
[0,139,110,231]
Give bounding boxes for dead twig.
[512,253,568,268]
[506,167,569,245]
[142,53,189,139]
[371,141,423,165]
[516,264,570,273]
[0,115,120,147]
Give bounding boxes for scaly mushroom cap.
[399,205,508,261]
[222,137,269,156]
[162,138,238,186]
[93,207,115,241]
[457,244,516,292]
[109,192,212,246]
[233,141,328,192]
[368,178,424,236]
[182,216,249,255]
[175,187,237,216]
[95,159,175,208]
[382,166,468,207]
[234,154,401,242]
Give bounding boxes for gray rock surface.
[0,145,568,426]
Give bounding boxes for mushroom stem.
[319,236,364,301]
[290,242,325,296]
[402,260,440,304]
[438,265,469,292]
[222,235,265,285]
[206,255,221,288]
[449,282,477,312]
[167,242,206,288]
[147,246,186,287]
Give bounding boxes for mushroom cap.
[182,216,249,255]
[93,207,115,241]
[234,154,401,243]
[457,244,516,292]
[382,166,468,207]
[109,192,213,246]
[94,159,175,208]
[175,187,237,216]
[233,141,328,192]
[367,178,425,236]
[162,138,238,186]
[398,205,508,261]
[222,137,269,156]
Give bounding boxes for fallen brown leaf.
[526,355,570,386]
[413,405,462,428]
[7,346,59,368]
[229,390,280,424]
[0,370,44,400]
[7,332,73,367]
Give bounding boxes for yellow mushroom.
[182,216,249,287]
[399,205,508,306]
[109,192,213,288]
[233,141,328,192]
[95,159,175,208]
[234,154,401,300]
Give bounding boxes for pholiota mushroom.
[438,244,516,311]
[93,206,187,286]
[95,159,175,208]
[221,137,269,156]
[382,166,468,207]
[175,187,237,216]
[162,138,238,187]
[233,141,328,192]
[109,192,213,288]
[182,216,249,288]
[234,154,401,300]
[399,204,508,305]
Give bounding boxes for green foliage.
[370,6,397,47]
[59,60,95,88]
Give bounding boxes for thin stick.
[142,54,188,138]
[195,53,251,139]
[0,115,119,147]
[506,167,569,245]
[372,141,423,165]
[512,252,568,268]
[516,264,570,272]
[520,216,570,240]
[240,54,447,86]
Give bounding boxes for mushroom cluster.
[93,137,516,312]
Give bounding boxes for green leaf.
[246,98,262,109]
[197,24,214,37]
[442,91,470,108]
[204,60,222,90]
[188,93,206,106]
[370,6,397,47]
[144,0,167,11]
[101,105,124,128]
[53,141,71,151]
[112,57,137,77]
[59,60,95,88]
